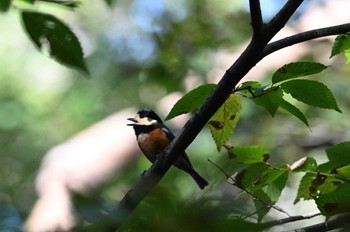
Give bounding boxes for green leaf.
[315,184,350,218]
[236,81,265,96]
[165,84,215,121]
[208,94,241,151]
[294,173,316,204]
[21,11,89,74]
[228,146,269,164]
[0,0,11,12]
[336,165,350,180]
[319,142,350,172]
[253,193,271,223]
[290,157,317,172]
[281,79,341,112]
[330,33,350,59]
[279,98,309,127]
[272,62,328,84]
[253,88,283,116]
[345,50,350,64]
[261,170,288,203]
[233,163,269,189]
[251,165,289,222]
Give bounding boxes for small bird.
[127,109,208,189]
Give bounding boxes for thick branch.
[249,0,264,38]
[265,0,304,42]
[263,23,350,57]
[285,214,350,232]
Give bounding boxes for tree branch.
[263,23,350,57]
[265,0,304,42]
[249,0,264,38]
[285,214,350,232]
[262,212,321,228]
[112,1,349,230]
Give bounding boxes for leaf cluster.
[163,34,350,223]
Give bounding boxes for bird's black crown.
[137,109,163,124]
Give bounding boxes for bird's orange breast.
[137,127,171,162]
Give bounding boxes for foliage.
[2,0,350,232]
[22,11,88,74]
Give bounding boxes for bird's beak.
[127,118,138,126]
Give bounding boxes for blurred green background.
[1,0,350,231]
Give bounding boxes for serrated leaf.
[253,193,271,222]
[272,62,328,84]
[251,165,288,222]
[281,79,341,112]
[233,163,268,189]
[262,170,288,202]
[253,88,283,116]
[336,165,350,180]
[229,146,269,164]
[165,84,215,121]
[345,50,350,64]
[319,142,350,172]
[290,157,317,172]
[330,33,350,58]
[0,0,11,12]
[294,173,316,204]
[279,98,309,127]
[21,11,89,74]
[208,94,241,151]
[315,184,350,218]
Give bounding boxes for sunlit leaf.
[281,79,341,112]
[315,184,350,218]
[228,146,269,164]
[319,142,350,172]
[21,11,89,74]
[253,88,283,116]
[336,165,350,180]
[330,33,350,62]
[208,93,241,151]
[165,84,216,121]
[272,62,327,84]
[279,98,309,127]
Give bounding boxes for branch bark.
[249,0,264,38]
[112,0,350,230]
[285,214,350,232]
[263,23,350,57]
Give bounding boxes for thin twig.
[208,159,291,217]
[262,212,322,228]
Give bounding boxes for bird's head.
[127,109,163,127]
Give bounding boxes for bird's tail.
[189,169,209,190]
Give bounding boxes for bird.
[127,109,208,189]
